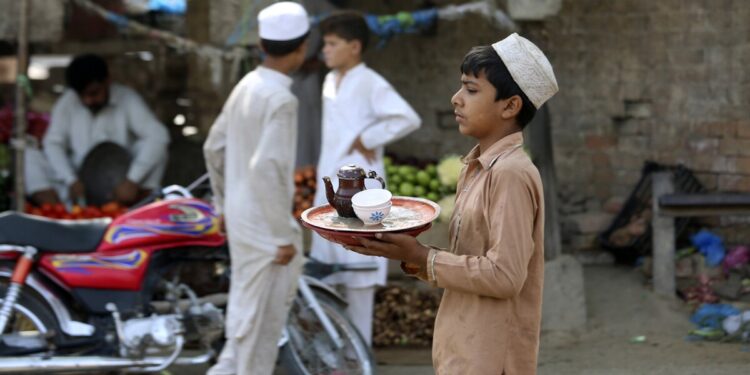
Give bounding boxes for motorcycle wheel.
[0,279,61,354]
[279,290,375,375]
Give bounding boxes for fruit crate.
[598,161,705,264]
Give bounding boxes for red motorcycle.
[0,184,227,373]
[0,182,374,374]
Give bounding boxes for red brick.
[693,173,718,190]
[737,157,750,174]
[585,135,617,150]
[690,155,730,172]
[713,157,738,173]
[719,139,750,156]
[592,167,614,181]
[738,122,750,139]
[703,121,738,138]
[685,137,720,153]
[718,174,750,192]
[591,152,610,167]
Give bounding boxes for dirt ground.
[372,265,750,374]
[173,265,750,374]
[537,265,750,374]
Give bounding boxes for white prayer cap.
[492,33,558,109]
[258,2,310,41]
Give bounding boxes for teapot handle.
[366,170,386,189]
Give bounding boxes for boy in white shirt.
[203,3,309,374]
[311,11,421,345]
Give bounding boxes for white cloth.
[42,84,170,188]
[204,66,302,252]
[311,63,420,288]
[203,66,303,375]
[492,32,558,108]
[24,143,58,195]
[344,286,375,346]
[258,1,310,41]
[207,243,302,375]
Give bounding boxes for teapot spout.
[322,176,335,206]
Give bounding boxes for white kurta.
[42,84,169,189]
[24,138,58,195]
[311,63,421,288]
[203,66,302,375]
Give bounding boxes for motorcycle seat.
[0,212,110,253]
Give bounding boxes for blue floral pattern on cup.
[370,211,385,222]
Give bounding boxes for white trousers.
[343,286,376,346]
[208,242,302,375]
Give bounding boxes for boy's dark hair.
[260,32,309,57]
[66,54,109,93]
[320,11,369,52]
[460,46,537,128]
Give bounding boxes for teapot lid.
[337,164,366,179]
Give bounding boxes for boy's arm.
[250,99,299,246]
[203,112,229,215]
[358,81,421,150]
[42,98,78,186]
[428,170,538,299]
[124,92,170,184]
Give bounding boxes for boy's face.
[322,34,361,70]
[451,71,504,138]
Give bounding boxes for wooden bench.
[652,171,750,297]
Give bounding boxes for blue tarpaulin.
[149,0,186,14]
[691,230,726,267]
[364,9,438,44]
[690,303,740,329]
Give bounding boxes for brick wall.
[176,0,750,252]
[524,0,750,251]
[342,0,507,159]
[360,0,750,252]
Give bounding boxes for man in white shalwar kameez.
[203,3,310,374]
[42,54,169,205]
[311,11,421,345]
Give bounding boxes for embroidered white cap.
[492,33,558,108]
[258,2,310,41]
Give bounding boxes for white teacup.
[351,189,392,208]
[353,203,392,226]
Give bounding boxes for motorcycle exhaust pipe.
[0,352,212,373]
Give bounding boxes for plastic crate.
[598,161,706,264]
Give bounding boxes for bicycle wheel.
[280,289,374,375]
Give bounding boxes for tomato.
[101,202,119,214]
[53,203,66,215]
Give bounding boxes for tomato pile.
[25,202,127,220]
